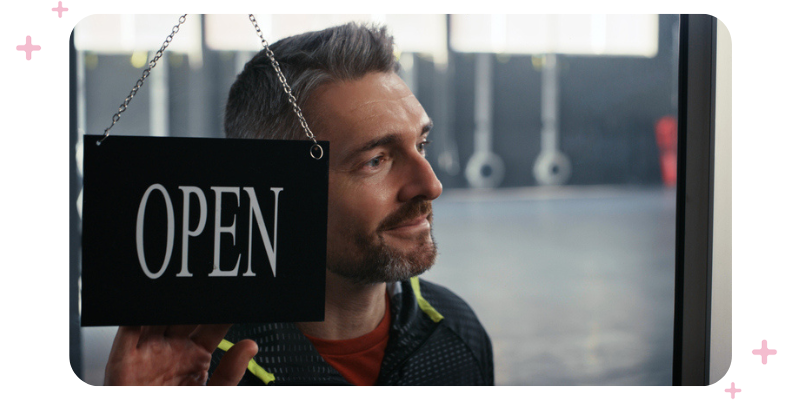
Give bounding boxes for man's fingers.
[164,324,198,338]
[190,324,233,353]
[208,340,258,386]
[108,326,142,356]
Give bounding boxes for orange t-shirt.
[304,293,392,386]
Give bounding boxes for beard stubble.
[326,199,437,285]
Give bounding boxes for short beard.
[327,201,437,285]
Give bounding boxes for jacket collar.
[223,278,442,385]
[376,278,442,383]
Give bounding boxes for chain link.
[97,14,187,145]
[97,14,323,160]
[248,14,322,160]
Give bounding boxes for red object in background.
[655,116,678,186]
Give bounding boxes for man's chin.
[329,262,433,286]
[381,231,434,252]
[324,226,438,285]
[379,241,437,282]
[327,242,437,285]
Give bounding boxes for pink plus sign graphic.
[725,382,741,399]
[52,2,68,18]
[16,36,41,60]
[752,339,777,364]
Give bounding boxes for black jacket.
[210,277,494,385]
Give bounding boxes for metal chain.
[97,14,188,145]
[249,14,323,160]
[97,14,323,160]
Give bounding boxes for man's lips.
[385,214,430,231]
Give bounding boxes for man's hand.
[104,324,258,386]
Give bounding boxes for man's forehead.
[315,73,415,110]
[309,72,429,141]
[347,92,418,112]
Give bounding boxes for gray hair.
[224,22,400,140]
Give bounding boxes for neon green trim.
[217,339,276,385]
[218,339,235,351]
[410,276,444,323]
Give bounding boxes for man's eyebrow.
[422,121,433,135]
[343,121,434,164]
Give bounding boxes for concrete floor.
[79,185,676,386]
[422,185,676,385]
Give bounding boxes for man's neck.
[295,270,387,340]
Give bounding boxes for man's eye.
[364,156,384,169]
[418,140,431,155]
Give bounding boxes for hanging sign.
[80,135,329,327]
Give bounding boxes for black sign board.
[81,135,328,326]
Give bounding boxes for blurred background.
[70,14,678,385]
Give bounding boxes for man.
[104,22,493,386]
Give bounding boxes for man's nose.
[397,152,443,203]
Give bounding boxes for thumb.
[207,339,259,386]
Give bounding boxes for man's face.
[306,72,443,285]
